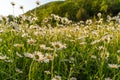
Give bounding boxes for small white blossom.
[108,64,120,69]
[24,53,34,59]
[52,75,62,80]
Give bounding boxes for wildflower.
[52,75,62,80]
[101,35,114,43]
[29,25,39,29]
[24,53,34,59]
[4,59,13,63]
[0,29,4,33]
[11,2,15,6]
[117,50,120,53]
[32,17,38,21]
[51,42,66,50]
[40,44,46,49]
[16,52,23,58]
[108,64,120,69]
[20,5,24,13]
[86,19,92,25]
[33,51,44,62]
[91,55,97,59]
[100,51,109,59]
[27,38,36,45]
[70,77,77,80]
[34,31,41,36]
[98,46,106,51]
[44,53,52,63]
[91,39,101,45]
[21,33,29,38]
[97,13,102,18]
[13,44,23,47]
[45,47,53,51]
[36,0,40,5]
[15,68,23,74]
[105,77,112,80]
[80,42,87,45]
[44,70,51,75]
[0,55,8,60]
[20,5,24,9]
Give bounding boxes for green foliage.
[0,9,120,79]
[25,0,120,25]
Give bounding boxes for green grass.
[0,13,120,80]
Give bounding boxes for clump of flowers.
[42,14,72,28]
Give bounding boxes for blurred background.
[0,0,57,16]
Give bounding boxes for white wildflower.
[105,77,112,80]
[0,55,8,60]
[97,13,102,18]
[91,39,101,45]
[117,50,120,53]
[40,44,46,49]
[52,75,62,80]
[100,51,109,59]
[91,55,97,59]
[70,77,77,80]
[22,33,29,38]
[51,42,66,50]
[44,70,51,75]
[15,68,23,74]
[14,44,23,47]
[24,53,34,59]
[108,64,120,69]
[27,38,36,45]
[33,51,44,62]
[16,52,23,58]
[44,53,52,63]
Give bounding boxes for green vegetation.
[0,11,120,79]
[25,0,120,25]
[0,0,120,80]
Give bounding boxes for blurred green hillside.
[25,0,120,25]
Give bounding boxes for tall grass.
[0,1,120,80]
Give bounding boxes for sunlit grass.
[0,2,120,80]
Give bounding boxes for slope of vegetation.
[25,0,120,25]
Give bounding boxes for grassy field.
[0,12,120,80]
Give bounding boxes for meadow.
[0,1,120,80]
[0,12,120,80]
